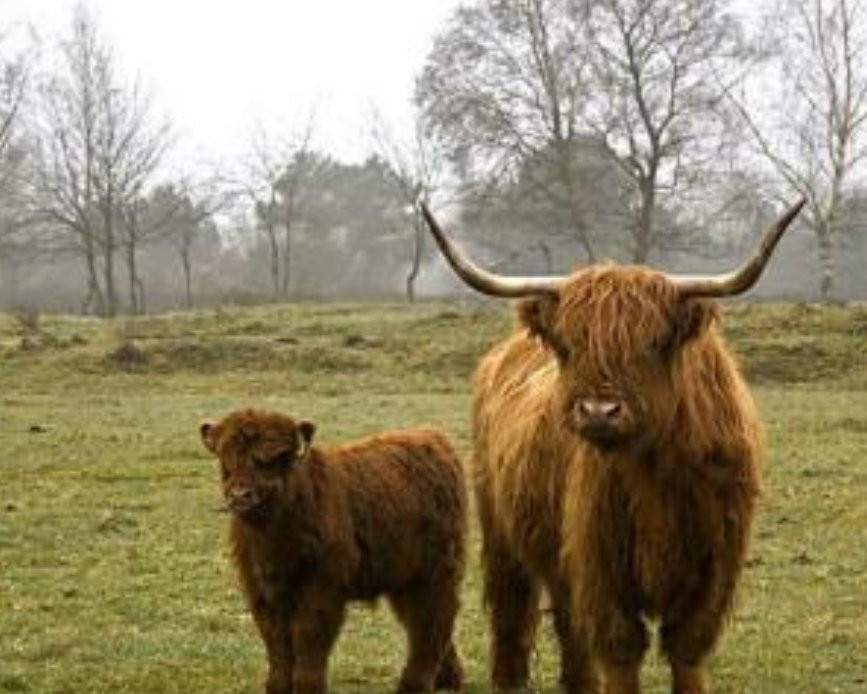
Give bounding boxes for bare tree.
[241,120,320,299]
[30,6,170,316]
[582,0,747,261]
[0,24,34,256]
[733,0,867,297]
[417,0,746,263]
[171,178,228,310]
[137,178,227,310]
[416,0,598,259]
[0,31,28,161]
[370,109,447,302]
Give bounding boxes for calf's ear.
[296,420,316,459]
[298,420,316,443]
[200,422,217,453]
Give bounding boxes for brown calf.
[200,409,466,694]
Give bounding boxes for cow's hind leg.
[389,583,462,693]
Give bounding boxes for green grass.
[1,301,866,693]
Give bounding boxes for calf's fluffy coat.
[200,409,466,694]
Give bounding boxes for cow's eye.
[548,336,571,363]
[651,330,676,359]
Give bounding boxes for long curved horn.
[418,201,563,297]
[670,197,806,298]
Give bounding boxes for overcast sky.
[5,0,464,172]
[5,0,771,177]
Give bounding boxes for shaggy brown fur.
[200,409,467,694]
[472,265,760,693]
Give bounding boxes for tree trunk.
[633,179,656,263]
[135,276,146,314]
[103,234,117,316]
[263,190,280,298]
[102,192,118,316]
[126,237,139,314]
[181,248,193,309]
[82,230,105,315]
[405,215,424,303]
[815,221,835,299]
[281,218,292,298]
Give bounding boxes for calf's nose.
[229,486,256,506]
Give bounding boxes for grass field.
[1,300,866,693]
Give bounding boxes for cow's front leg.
[548,582,598,693]
[660,603,723,694]
[591,608,648,694]
[659,546,745,694]
[484,538,540,691]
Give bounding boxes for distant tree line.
[1,0,866,314]
[415,0,867,298]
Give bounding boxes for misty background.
[1,0,866,315]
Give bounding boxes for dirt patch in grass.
[100,336,374,376]
[738,339,836,383]
[104,342,149,372]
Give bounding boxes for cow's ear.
[518,294,558,340]
[200,422,217,453]
[518,294,568,360]
[673,298,717,348]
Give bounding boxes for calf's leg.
[290,600,345,694]
[238,569,294,694]
[434,642,464,691]
[389,581,462,693]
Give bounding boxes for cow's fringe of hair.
[561,327,760,651]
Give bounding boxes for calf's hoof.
[435,651,464,691]
[265,674,293,694]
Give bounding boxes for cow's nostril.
[578,399,622,421]
[600,401,621,419]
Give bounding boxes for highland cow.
[420,199,804,694]
[200,409,466,694]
